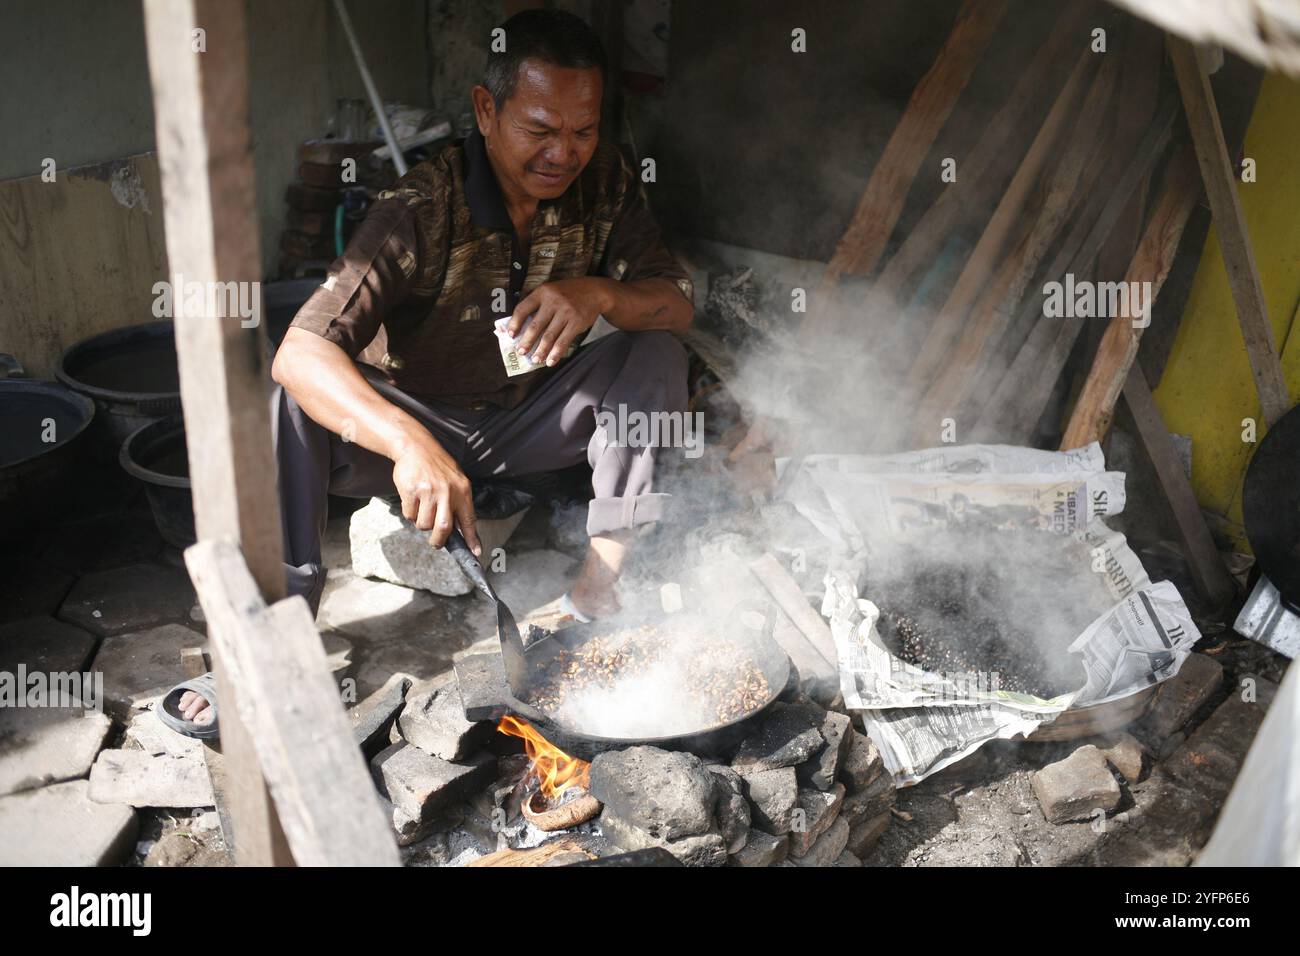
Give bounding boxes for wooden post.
[142,0,291,865]
[1060,147,1201,449]
[1168,35,1291,426]
[805,0,1007,333]
[186,541,401,866]
[1121,366,1235,608]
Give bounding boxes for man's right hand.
[392,442,482,555]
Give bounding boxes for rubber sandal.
[156,672,220,740]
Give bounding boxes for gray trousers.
[271,330,689,612]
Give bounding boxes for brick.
[88,748,214,808]
[739,766,798,834]
[1099,732,1145,783]
[790,815,850,866]
[371,741,495,824]
[788,783,845,856]
[1141,652,1223,741]
[846,810,892,858]
[1031,744,1121,824]
[399,673,493,761]
[729,828,788,867]
[838,727,884,794]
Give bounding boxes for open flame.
[497,716,590,800]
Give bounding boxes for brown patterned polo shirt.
[289,127,693,410]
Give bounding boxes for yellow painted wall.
[1154,72,1300,550]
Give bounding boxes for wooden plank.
[1060,147,1202,449]
[142,0,290,866]
[186,539,400,867]
[0,154,168,379]
[908,53,1121,445]
[857,2,1094,337]
[968,81,1176,444]
[900,49,1095,396]
[1168,35,1291,426]
[747,553,838,671]
[1121,366,1235,607]
[805,0,1007,333]
[468,835,599,867]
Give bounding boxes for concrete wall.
[0,0,430,276]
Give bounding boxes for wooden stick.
[901,49,1094,395]
[858,2,1094,335]
[1060,147,1202,449]
[804,0,1007,333]
[908,53,1121,445]
[186,539,400,866]
[1168,35,1291,426]
[748,553,838,673]
[970,105,1178,445]
[1121,366,1235,607]
[142,0,290,865]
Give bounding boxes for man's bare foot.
[568,532,630,619]
[177,690,215,726]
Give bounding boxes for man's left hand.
[509,277,613,367]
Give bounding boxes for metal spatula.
[444,529,537,700]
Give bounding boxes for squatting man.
[163,9,695,734]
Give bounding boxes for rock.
[1099,732,1146,783]
[841,769,895,828]
[350,672,413,759]
[1031,744,1121,824]
[598,809,727,867]
[145,831,205,867]
[797,707,854,791]
[0,779,137,865]
[316,571,439,641]
[1157,731,1186,760]
[487,548,581,617]
[834,849,863,867]
[1140,652,1223,742]
[846,811,892,858]
[123,710,203,759]
[731,702,826,772]
[88,748,215,808]
[729,828,788,867]
[57,563,195,636]
[788,783,845,856]
[839,727,884,793]
[92,623,207,719]
[0,709,113,796]
[0,616,96,673]
[739,766,798,834]
[588,747,718,841]
[371,741,495,824]
[1163,676,1278,799]
[351,498,492,596]
[398,673,493,761]
[790,815,850,866]
[711,772,751,854]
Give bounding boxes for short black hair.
[484,9,607,106]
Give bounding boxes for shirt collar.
[463,126,514,231]
[463,126,570,232]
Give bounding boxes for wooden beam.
[970,111,1166,444]
[908,53,1121,445]
[186,539,400,867]
[142,0,290,865]
[857,2,1094,339]
[1121,366,1235,608]
[901,49,1094,397]
[1168,35,1291,426]
[747,553,838,673]
[805,0,1007,333]
[1060,147,1202,449]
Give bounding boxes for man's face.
[474,59,603,202]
